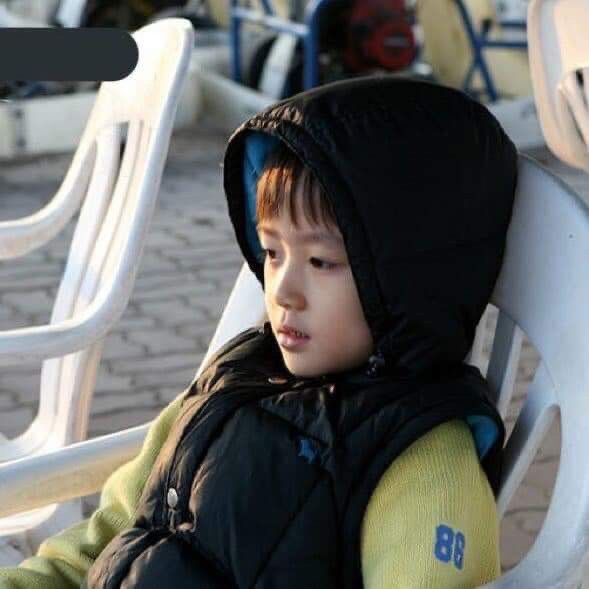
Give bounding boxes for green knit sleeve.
[0,390,187,589]
[361,419,501,589]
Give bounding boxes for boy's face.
[257,200,373,378]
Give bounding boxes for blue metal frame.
[230,0,334,91]
[454,0,527,102]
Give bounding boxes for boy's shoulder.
[414,419,479,460]
[359,413,486,484]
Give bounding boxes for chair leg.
[463,43,498,102]
[463,60,478,95]
[454,0,499,102]
[473,49,498,102]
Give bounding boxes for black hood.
[222,76,517,378]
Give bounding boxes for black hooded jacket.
[85,76,517,588]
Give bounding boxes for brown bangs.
[255,142,337,229]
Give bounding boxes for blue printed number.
[434,525,454,563]
[453,532,465,570]
[434,525,465,570]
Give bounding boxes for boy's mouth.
[277,324,311,350]
[276,330,311,352]
[278,324,310,339]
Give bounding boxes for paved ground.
[0,120,587,573]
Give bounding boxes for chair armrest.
[0,309,119,367]
[0,152,92,260]
[0,261,136,366]
[0,126,117,260]
[0,424,149,518]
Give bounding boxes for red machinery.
[343,0,419,73]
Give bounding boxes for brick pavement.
[0,121,587,573]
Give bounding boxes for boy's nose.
[270,261,306,310]
[275,287,305,311]
[274,275,305,310]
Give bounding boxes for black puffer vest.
[86,323,504,589]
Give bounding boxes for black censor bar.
[0,28,138,81]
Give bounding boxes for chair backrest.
[528,0,589,171]
[481,155,589,587]
[199,263,267,373]
[2,18,194,461]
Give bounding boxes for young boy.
[0,75,516,588]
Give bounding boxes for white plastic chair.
[0,154,588,587]
[527,0,589,171]
[0,17,194,559]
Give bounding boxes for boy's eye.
[258,249,336,270]
[310,257,336,270]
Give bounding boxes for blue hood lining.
[466,415,499,460]
[243,132,282,261]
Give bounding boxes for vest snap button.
[177,522,192,532]
[327,384,336,394]
[167,488,179,509]
[268,376,288,384]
